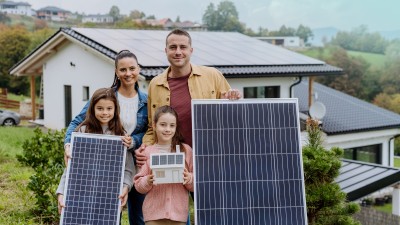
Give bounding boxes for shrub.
[303,119,360,225]
[17,127,65,224]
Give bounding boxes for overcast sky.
[25,0,399,32]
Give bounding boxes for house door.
[64,85,72,127]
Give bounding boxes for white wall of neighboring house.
[227,77,295,98]
[0,4,31,15]
[324,129,400,167]
[43,43,114,129]
[82,16,113,23]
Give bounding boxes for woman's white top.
[118,93,139,136]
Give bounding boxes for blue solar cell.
[192,99,307,225]
[60,133,126,225]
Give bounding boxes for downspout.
[289,76,302,98]
[389,134,400,166]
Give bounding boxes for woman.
[63,50,147,225]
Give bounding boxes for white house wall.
[43,43,114,129]
[227,77,296,98]
[323,129,400,166]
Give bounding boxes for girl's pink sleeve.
[184,144,194,192]
[134,152,153,194]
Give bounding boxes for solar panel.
[192,99,307,225]
[60,132,126,225]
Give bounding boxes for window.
[343,144,381,164]
[82,86,89,101]
[244,86,280,98]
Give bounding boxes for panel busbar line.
[60,132,126,225]
[192,99,307,225]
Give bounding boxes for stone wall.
[353,207,400,225]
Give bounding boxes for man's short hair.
[165,28,192,46]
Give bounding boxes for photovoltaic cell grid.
[61,132,126,225]
[192,99,307,225]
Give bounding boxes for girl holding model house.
[134,105,193,225]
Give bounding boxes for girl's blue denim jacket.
[64,84,148,150]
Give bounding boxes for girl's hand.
[64,144,71,167]
[57,194,65,214]
[119,186,129,211]
[121,135,132,148]
[183,168,193,185]
[147,173,154,186]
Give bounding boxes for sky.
[24,0,399,32]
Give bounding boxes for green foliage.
[0,25,31,95]
[331,25,389,54]
[17,128,65,223]
[109,5,120,21]
[303,119,360,225]
[202,0,244,32]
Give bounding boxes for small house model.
[150,153,185,184]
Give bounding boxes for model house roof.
[10,27,343,78]
[294,80,400,134]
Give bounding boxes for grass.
[0,126,37,224]
[394,157,400,168]
[296,47,386,70]
[347,50,385,70]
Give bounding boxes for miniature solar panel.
[60,132,126,225]
[192,99,307,225]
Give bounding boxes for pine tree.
[303,118,360,225]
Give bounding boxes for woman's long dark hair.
[111,50,139,89]
[76,88,125,136]
[153,105,186,154]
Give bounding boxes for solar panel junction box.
[150,153,185,184]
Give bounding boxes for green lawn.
[347,50,385,70]
[395,157,400,168]
[296,47,386,70]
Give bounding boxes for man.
[139,28,240,155]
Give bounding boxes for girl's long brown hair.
[77,88,125,136]
[153,105,186,154]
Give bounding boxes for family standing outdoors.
[58,28,241,225]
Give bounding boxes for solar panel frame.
[60,132,126,225]
[192,98,308,225]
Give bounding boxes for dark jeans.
[127,185,145,225]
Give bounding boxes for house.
[133,18,207,31]
[256,36,303,48]
[36,6,71,21]
[0,1,32,16]
[9,27,400,208]
[82,14,113,24]
[150,153,185,184]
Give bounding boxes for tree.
[129,10,145,19]
[303,119,360,225]
[315,46,370,100]
[109,5,120,22]
[0,26,31,95]
[0,11,10,24]
[175,16,181,23]
[202,0,244,32]
[296,24,313,43]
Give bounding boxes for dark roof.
[293,80,400,134]
[58,27,342,79]
[337,159,400,201]
[37,6,69,13]
[0,1,30,6]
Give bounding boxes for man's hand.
[134,143,147,167]
[222,89,241,100]
[64,144,71,167]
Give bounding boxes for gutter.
[289,76,302,98]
